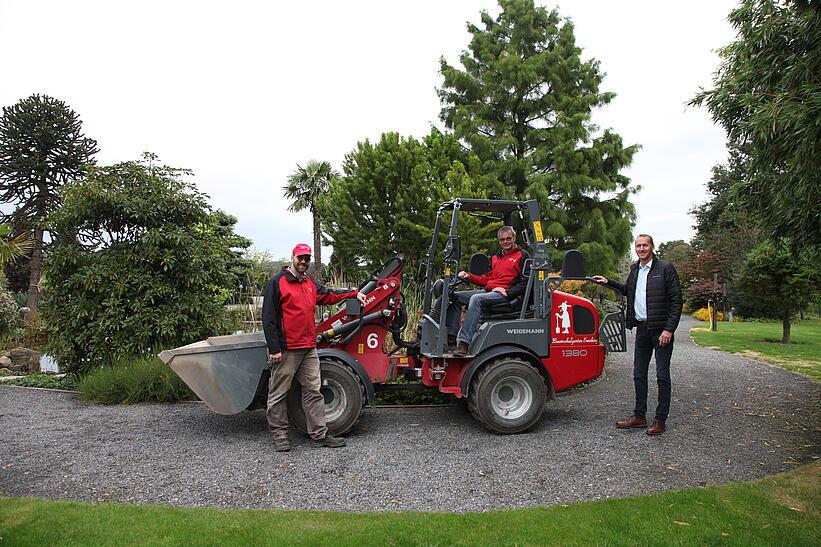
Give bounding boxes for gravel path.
[1,316,818,512]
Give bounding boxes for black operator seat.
[483,257,533,319]
[463,251,532,319]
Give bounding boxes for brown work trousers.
[266,348,327,441]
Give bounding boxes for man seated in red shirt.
[446,226,529,357]
[262,243,367,452]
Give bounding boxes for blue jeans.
[633,323,673,421]
[446,290,508,345]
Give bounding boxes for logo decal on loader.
[506,328,545,335]
[555,300,571,334]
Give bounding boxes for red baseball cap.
[291,243,312,257]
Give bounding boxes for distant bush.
[78,357,196,404]
[0,289,19,338]
[692,307,725,322]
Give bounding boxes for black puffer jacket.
[607,256,682,331]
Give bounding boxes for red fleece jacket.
[467,247,528,295]
[262,268,356,354]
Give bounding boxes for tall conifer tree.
[439,0,638,273]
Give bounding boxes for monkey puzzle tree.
[0,94,99,312]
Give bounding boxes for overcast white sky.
[0,0,737,259]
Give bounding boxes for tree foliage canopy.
[691,0,821,251]
[0,94,99,226]
[42,155,250,373]
[681,149,764,309]
[0,94,99,311]
[735,242,819,342]
[283,160,338,277]
[317,131,504,279]
[438,0,639,274]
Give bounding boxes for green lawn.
[2,463,818,546]
[690,318,821,379]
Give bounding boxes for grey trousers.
[266,348,327,440]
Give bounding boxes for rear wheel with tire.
[287,359,365,436]
[467,356,547,434]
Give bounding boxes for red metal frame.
[313,266,606,398]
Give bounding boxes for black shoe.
[310,435,346,448]
[447,336,457,350]
[453,342,469,357]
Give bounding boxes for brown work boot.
[310,434,346,448]
[274,437,291,452]
[615,416,647,429]
[646,420,666,436]
[452,342,469,357]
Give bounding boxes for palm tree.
[283,160,338,279]
[0,223,33,264]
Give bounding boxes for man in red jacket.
[262,243,367,452]
[446,226,529,357]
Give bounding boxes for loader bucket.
[158,333,268,415]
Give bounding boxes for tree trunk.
[312,212,323,281]
[782,313,791,344]
[26,227,44,315]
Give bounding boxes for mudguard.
[317,348,376,406]
[459,344,551,398]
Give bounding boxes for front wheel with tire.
[467,356,547,434]
[287,359,365,436]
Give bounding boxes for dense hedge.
[42,156,249,374]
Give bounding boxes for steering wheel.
[447,271,468,295]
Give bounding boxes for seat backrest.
[469,253,491,276]
[561,249,587,279]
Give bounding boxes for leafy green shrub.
[0,288,19,338]
[78,357,196,404]
[4,373,77,390]
[42,155,250,374]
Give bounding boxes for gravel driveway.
[1,316,818,512]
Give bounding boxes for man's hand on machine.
[591,275,608,285]
[457,271,469,279]
[356,292,367,304]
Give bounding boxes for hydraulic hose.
[315,309,392,344]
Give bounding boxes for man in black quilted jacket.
[592,234,682,436]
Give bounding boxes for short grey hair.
[497,226,516,239]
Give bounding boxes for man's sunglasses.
[498,237,513,242]
[295,255,311,263]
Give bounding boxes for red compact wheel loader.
[160,198,626,434]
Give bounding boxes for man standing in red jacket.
[262,243,367,452]
[446,226,529,357]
